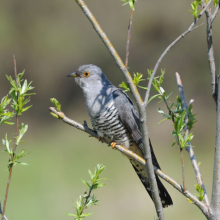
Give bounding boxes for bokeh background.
[0,0,220,219]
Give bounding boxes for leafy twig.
[67,164,106,220]
[175,72,209,206]
[1,57,34,220]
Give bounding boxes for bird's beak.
[67,72,78,77]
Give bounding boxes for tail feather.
[132,164,173,208]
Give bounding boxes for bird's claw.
[111,141,117,150]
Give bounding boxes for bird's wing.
[112,89,161,169]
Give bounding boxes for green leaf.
[119,81,130,92]
[82,179,91,189]
[16,123,28,145]
[50,98,61,111]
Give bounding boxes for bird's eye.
[83,72,90,77]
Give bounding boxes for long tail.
[132,164,173,208]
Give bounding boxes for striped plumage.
[68,64,173,208]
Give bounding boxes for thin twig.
[75,1,165,218]
[144,0,213,107]
[1,57,20,220]
[125,1,135,69]
[211,2,220,23]
[175,72,209,206]
[80,183,94,215]
[49,107,209,217]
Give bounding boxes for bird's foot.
[111,141,117,150]
[98,136,103,143]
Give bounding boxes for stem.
[180,148,186,191]
[125,2,134,69]
[1,56,19,220]
[144,0,213,106]
[80,183,94,215]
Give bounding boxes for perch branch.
[175,72,209,206]
[75,0,165,218]
[144,0,213,107]
[49,107,209,216]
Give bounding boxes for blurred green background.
[0,0,219,219]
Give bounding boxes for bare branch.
[49,107,210,217]
[144,0,213,107]
[202,3,218,103]
[210,53,220,218]
[75,0,165,218]
[175,72,210,206]
[211,3,220,23]
[125,2,135,69]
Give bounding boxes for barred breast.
[90,100,133,148]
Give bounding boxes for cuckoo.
[67,64,173,207]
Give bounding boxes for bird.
[67,64,173,208]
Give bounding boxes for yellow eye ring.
[83,72,90,77]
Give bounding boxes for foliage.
[119,72,146,92]
[67,164,106,220]
[0,95,15,125]
[121,0,136,10]
[1,72,34,169]
[6,70,35,116]
[50,98,62,118]
[214,0,219,7]
[189,1,202,19]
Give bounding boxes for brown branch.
[1,56,20,220]
[125,1,135,69]
[49,107,210,217]
[175,72,210,206]
[144,0,213,107]
[75,1,165,218]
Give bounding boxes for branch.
[175,72,210,206]
[210,49,220,218]
[125,1,135,69]
[202,2,218,103]
[211,2,220,23]
[49,107,210,217]
[1,56,19,220]
[144,0,213,107]
[75,0,165,218]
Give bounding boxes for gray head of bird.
[67,64,113,93]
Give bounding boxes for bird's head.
[67,64,112,90]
